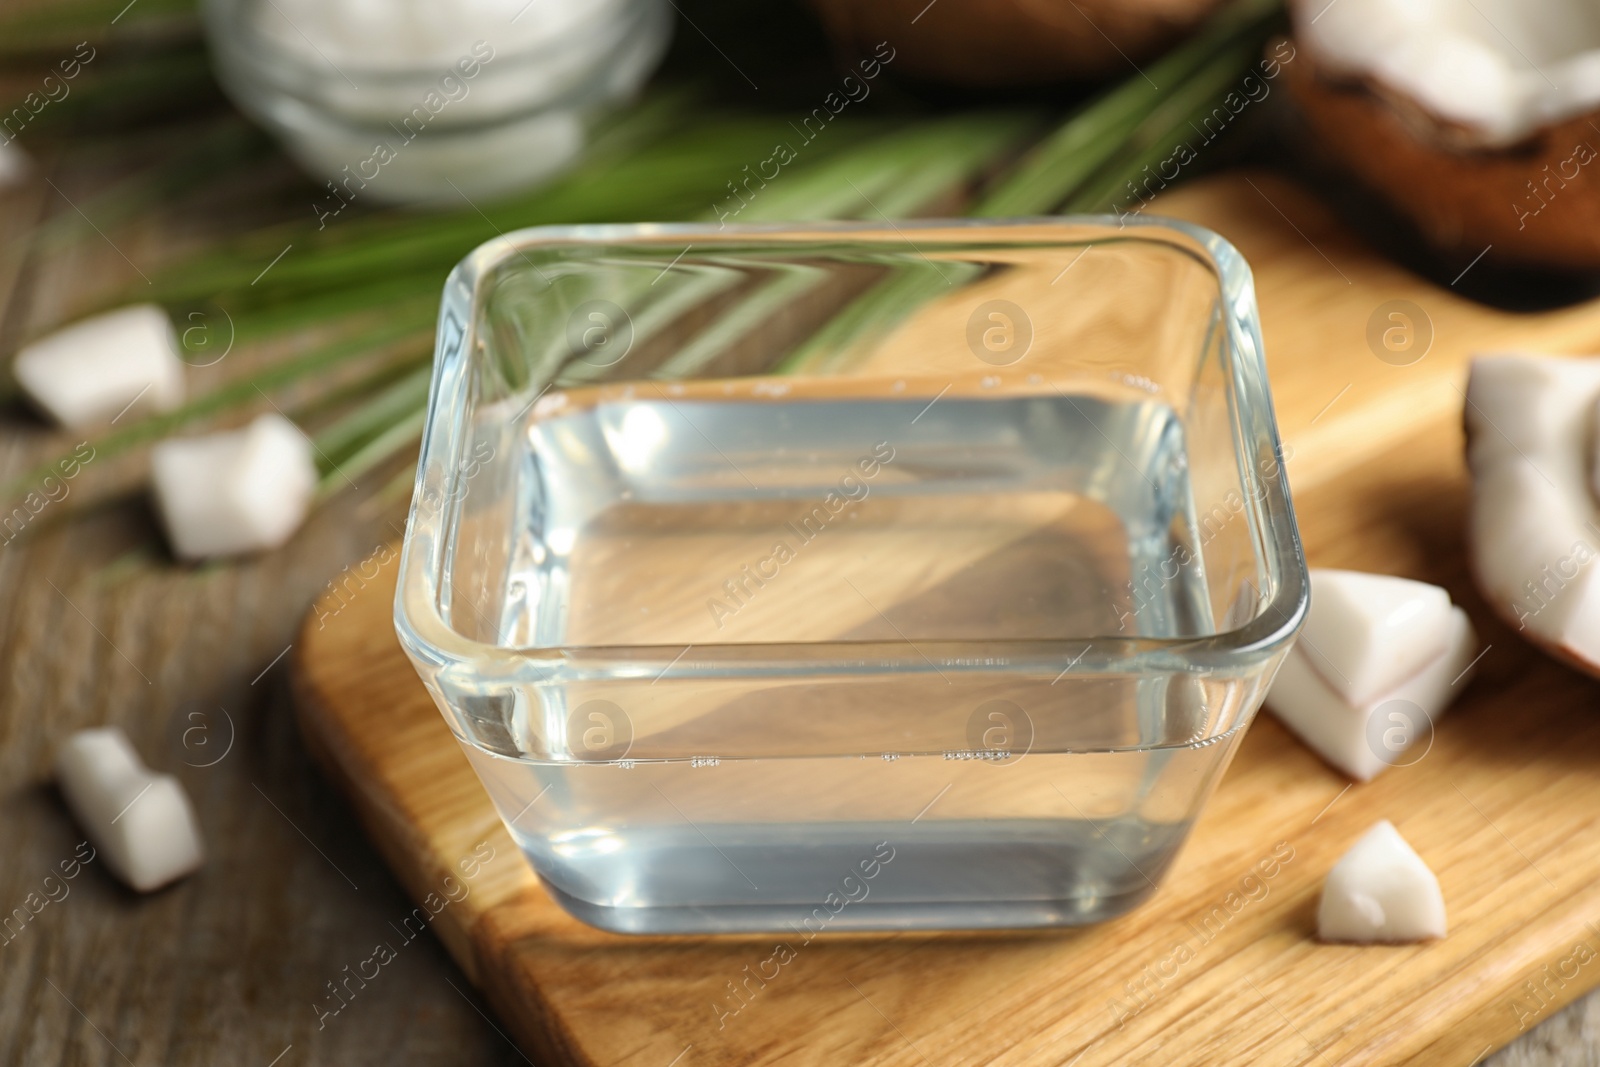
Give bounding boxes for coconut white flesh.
[1465,354,1600,669]
[1299,569,1454,706]
[151,413,317,560]
[1318,820,1447,943]
[13,305,184,429]
[0,141,31,189]
[1268,606,1477,781]
[55,727,204,892]
[1294,0,1600,146]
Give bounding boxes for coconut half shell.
[1283,50,1600,271]
[804,0,1225,86]
[1463,354,1600,680]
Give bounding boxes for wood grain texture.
[0,165,526,1063]
[292,171,1600,1066]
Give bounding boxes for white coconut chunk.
[1318,820,1447,942]
[0,140,31,189]
[1299,569,1454,706]
[1466,354,1600,672]
[1374,33,1526,141]
[1467,355,1600,467]
[1268,606,1477,780]
[55,727,204,892]
[151,413,317,560]
[13,305,184,429]
[1294,0,1600,147]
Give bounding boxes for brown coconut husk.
[1283,45,1600,272]
[804,0,1226,86]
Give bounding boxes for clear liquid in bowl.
[448,389,1246,932]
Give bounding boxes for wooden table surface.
[0,164,528,1063]
[1,126,1598,1067]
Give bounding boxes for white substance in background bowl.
[13,305,184,429]
[253,0,630,69]
[1293,0,1600,145]
[1318,820,1447,943]
[151,413,317,560]
[1466,354,1600,671]
[247,0,644,127]
[284,106,586,205]
[55,727,204,893]
[212,0,671,203]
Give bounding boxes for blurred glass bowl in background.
[202,0,672,205]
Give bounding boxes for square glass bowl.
[395,218,1308,934]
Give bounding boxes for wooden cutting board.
[292,171,1600,1067]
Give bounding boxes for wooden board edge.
[290,588,601,1066]
[290,597,487,987]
